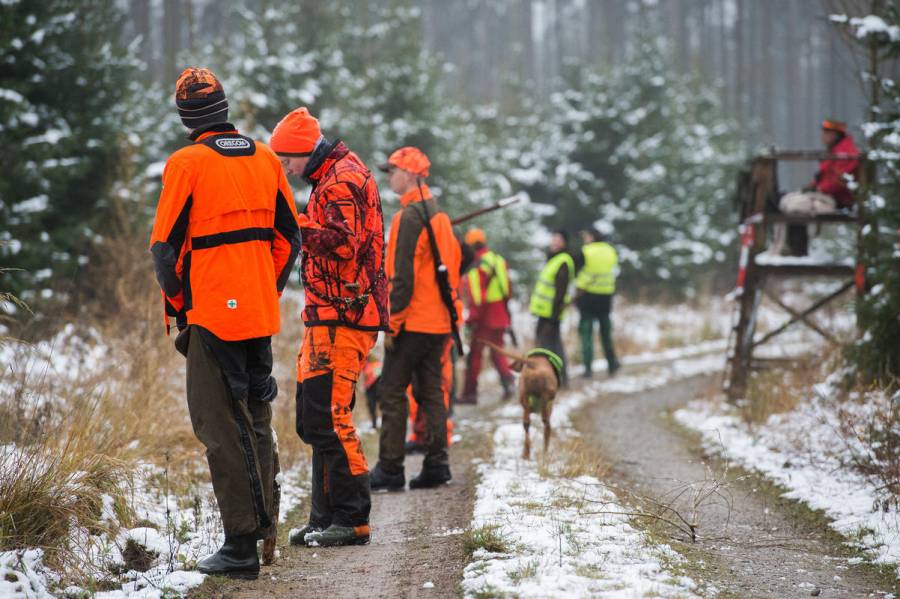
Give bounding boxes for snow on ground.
[0,304,313,597]
[0,461,220,598]
[0,324,109,408]
[675,375,900,572]
[463,350,727,598]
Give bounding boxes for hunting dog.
[484,341,561,459]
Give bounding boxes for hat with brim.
[378,146,430,177]
[822,119,848,134]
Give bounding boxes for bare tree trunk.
[521,0,535,91]
[605,0,623,65]
[783,2,798,147]
[761,0,773,138]
[163,0,181,83]
[718,0,728,84]
[734,0,744,123]
[185,0,193,54]
[133,0,152,81]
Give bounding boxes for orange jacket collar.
[194,128,238,143]
[399,183,432,207]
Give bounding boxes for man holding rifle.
[372,146,463,491]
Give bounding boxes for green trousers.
[577,293,620,374]
[183,326,275,538]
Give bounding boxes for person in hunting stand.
[768,118,860,257]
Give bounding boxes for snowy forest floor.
[589,371,898,598]
[5,288,899,598]
[190,351,898,598]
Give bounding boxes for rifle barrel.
[451,194,523,225]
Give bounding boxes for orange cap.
[822,119,848,134]
[464,228,486,246]
[270,107,322,156]
[378,146,430,178]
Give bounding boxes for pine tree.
[0,0,134,300]
[513,20,743,295]
[188,0,540,284]
[832,5,900,381]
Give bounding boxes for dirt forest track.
[587,371,896,598]
[190,360,897,599]
[191,409,491,599]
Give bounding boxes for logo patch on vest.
[227,299,238,309]
[215,138,251,150]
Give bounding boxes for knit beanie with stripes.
[175,67,228,129]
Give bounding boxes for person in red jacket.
[768,118,860,256]
[150,67,301,579]
[460,229,515,404]
[809,119,860,208]
[269,107,388,548]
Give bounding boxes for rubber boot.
[197,533,259,579]
[409,464,452,489]
[289,524,324,547]
[369,462,405,492]
[305,524,370,547]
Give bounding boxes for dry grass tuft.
[0,398,133,568]
[1,230,318,588]
[739,357,825,426]
[463,524,513,556]
[536,435,610,481]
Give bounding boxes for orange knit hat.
[822,119,848,134]
[464,228,486,246]
[270,107,322,156]
[378,146,430,178]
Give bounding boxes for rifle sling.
[413,200,465,355]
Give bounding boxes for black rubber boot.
[197,533,259,579]
[501,377,515,401]
[409,464,452,489]
[370,462,405,492]
[305,524,370,547]
[288,524,324,547]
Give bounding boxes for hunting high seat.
[724,150,869,401]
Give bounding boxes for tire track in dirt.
[584,371,895,598]
[192,409,490,599]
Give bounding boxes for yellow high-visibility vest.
[468,251,509,305]
[529,252,574,319]
[575,241,617,294]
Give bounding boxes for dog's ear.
[509,358,525,372]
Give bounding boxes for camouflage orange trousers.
[296,325,375,529]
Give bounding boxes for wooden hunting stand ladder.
[723,150,869,401]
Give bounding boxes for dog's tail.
[481,339,529,363]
